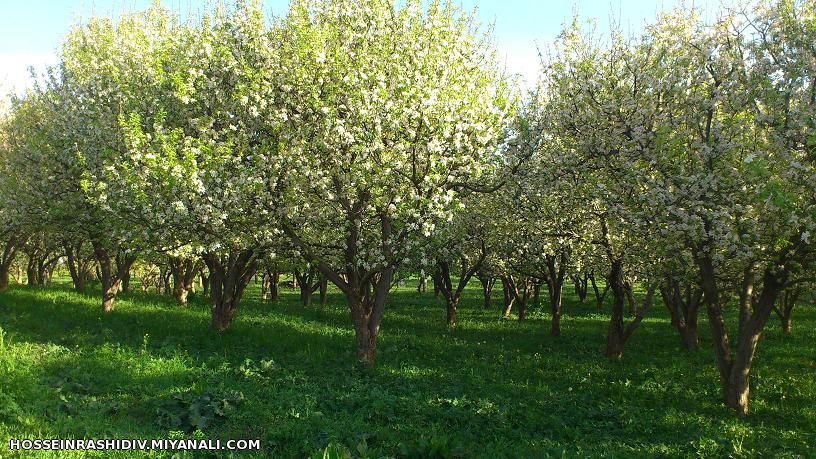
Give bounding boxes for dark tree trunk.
[204,250,258,331]
[92,241,136,313]
[0,235,16,292]
[572,272,589,303]
[624,280,636,314]
[774,287,799,336]
[432,269,440,298]
[319,276,328,306]
[503,275,532,321]
[64,241,84,292]
[605,259,627,358]
[533,281,541,305]
[545,252,569,337]
[270,270,279,300]
[121,269,131,293]
[201,270,210,297]
[434,249,487,327]
[477,273,495,309]
[294,267,321,307]
[660,277,703,351]
[696,247,791,416]
[604,259,656,358]
[0,269,8,291]
[26,256,38,286]
[169,257,201,306]
[589,272,609,310]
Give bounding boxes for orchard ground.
[0,277,814,458]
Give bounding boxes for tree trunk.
[204,250,257,332]
[92,242,136,314]
[501,276,514,317]
[660,278,702,351]
[697,253,734,402]
[625,281,636,315]
[478,275,494,309]
[738,263,755,339]
[170,257,202,306]
[550,285,562,337]
[589,272,609,310]
[573,272,589,303]
[545,252,569,337]
[417,272,427,293]
[201,270,210,297]
[0,267,9,292]
[319,277,328,306]
[269,270,279,300]
[0,237,19,292]
[64,241,86,292]
[605,259,627,358]
[261,270,271,300]
[446,297,458,326]
[26,257,37,287]
[774,288,799,336]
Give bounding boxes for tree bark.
[319,276,328,306]
[434,248,487,327]
[169,256,201,306]
[697,247,791,415]
[660,277,702,351]
[605,259,627,358]
[92,241,136,313]
[545,252,569,337]
[774,287,799,336]
[501,276,515,317]
[589,271,609,310]
[64,241,87,292]
[0,234,15,292]
[572,272,589,303]
[204,250,258,331]
[477,273,495,309]
[294,267,321,307]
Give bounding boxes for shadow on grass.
[1,283,815,457]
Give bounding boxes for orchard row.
[0,0,814,416]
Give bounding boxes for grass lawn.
[0,278,814,458]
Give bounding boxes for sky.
[0,0,724,95]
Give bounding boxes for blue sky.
[0,0,718,94]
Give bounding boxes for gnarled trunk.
[169,256,201,306]
[605,258,656,358]
[92,241,136,313]
[319,277,328,306]
[697,249,790,416]
[572,272,589,303]
[477,273,495,309]
[660,277,702,351]
[589,272,609,310]
[545,252,569,337]
[204,250,257,332]
[774,288,799,336]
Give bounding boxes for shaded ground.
[0,277,813,458]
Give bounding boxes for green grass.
[0,278,814,458]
